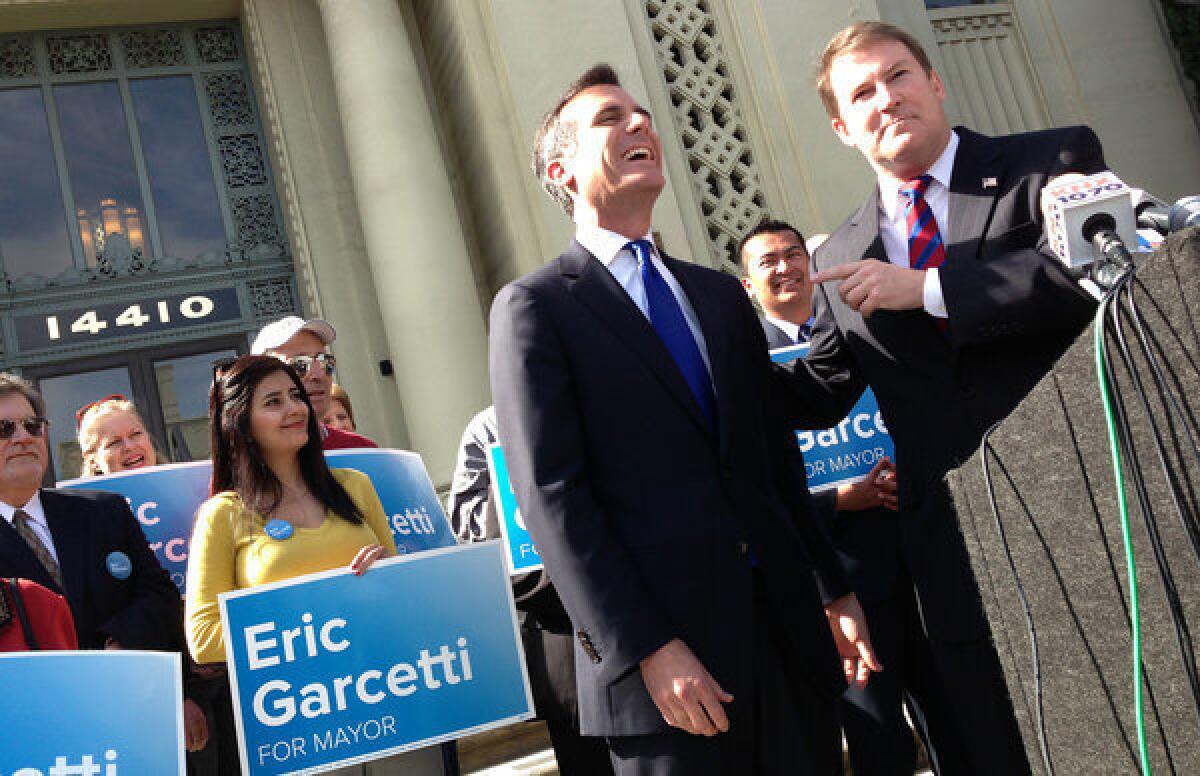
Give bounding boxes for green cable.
[1094,290,1151,776]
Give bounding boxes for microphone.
[1169,195,1200,233]
[1132,189,1170,234]
[1044,171,1138,269]
[1133,192,1200,235]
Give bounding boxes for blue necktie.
[628,240,717,431]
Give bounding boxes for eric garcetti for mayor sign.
[770,344,896,492]
[0,651,184,775]
[58,449,457,594]
[220,541,534,775]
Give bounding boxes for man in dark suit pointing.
[489,64,877,774]
[806,22,1108,775]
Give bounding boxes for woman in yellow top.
[185,354,397,665]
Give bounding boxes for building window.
[0,22,286,285]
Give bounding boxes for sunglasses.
[283,353,336,377]
[0,416,49,440]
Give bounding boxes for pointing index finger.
[811,261,863,284]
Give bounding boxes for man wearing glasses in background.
[251,316,377,450]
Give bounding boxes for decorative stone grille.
[203,71,254,128]
[248,278,296,319]
[0,37,35,79]
[644,0,766,270]
[232,194,282,250]
[218,134,268,189]
[47,34,113,74]
[195,26,239,64]
[120,29,185,69]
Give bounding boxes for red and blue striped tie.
[900,176,949,334]
[900,175,945,271]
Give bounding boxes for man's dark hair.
[816,21,934,120]
[0,373,45,417]
[737,218,807,272]
[209,355,363,525]
[532,64,622,218]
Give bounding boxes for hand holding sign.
[835,457,898,512]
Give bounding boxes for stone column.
[316,0,490,482]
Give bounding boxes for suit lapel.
[844,188,887,265]
[946,127,1002,268]
[41,490,87,603]
[562,242,715,440]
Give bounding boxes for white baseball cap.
[251,316,336,354]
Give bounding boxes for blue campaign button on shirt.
[264,519,294,541]
[106,551,132,580]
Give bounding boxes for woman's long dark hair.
[209,355,363,524]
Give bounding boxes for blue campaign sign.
[325,449,457,555]
[220,541,534,775]
[771,343,896,492]
[57,450,457,594]
[0,650,184,775]
[58,461,211,593]
[486,444,544,576]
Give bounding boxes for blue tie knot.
[626,239,654,265]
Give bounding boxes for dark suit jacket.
[0,488,181,650]
[490,241,851,737]
[762,315,897,602]
[807,125,1105,638]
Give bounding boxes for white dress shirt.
[877,130,959,319]
[0,491,59,565]
[764,314,813,345]
[575,224,715,383]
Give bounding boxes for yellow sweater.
[185,467,398,664]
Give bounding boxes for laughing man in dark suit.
[489,64,878,775]
[805,21,1107,775]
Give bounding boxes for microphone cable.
[1093,267,1152,776]
[1107,278,1200,727]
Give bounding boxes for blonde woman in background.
[76,395,159,477]
[324,382,358,433]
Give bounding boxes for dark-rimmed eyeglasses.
[0,416,49,440]
[283,353,336,377]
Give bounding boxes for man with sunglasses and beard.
[0,373,181,652]
[251,316,378,450]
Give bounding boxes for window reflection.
[154,349,236,462]
[55,81,146,266]
[131,77,226,259]
[0,89,73,279]
[39,367,134,481]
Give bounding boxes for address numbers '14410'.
[45,296,217,340]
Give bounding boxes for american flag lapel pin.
[983,176,998,189]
